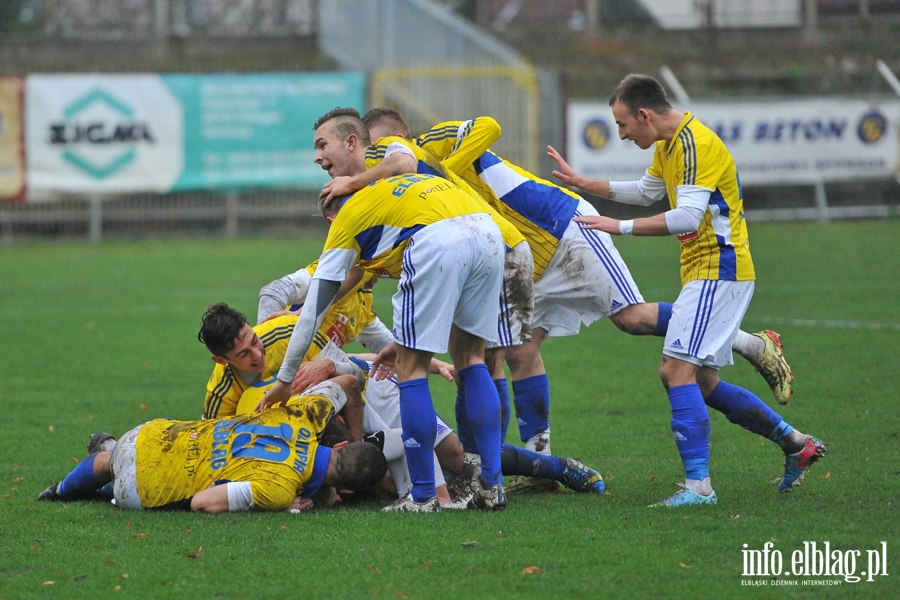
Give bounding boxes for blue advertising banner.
[166,72,365,191]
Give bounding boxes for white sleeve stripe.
[227,482,254,512]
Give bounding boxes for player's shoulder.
[255,315,297,341]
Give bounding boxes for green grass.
[1,220,898,599]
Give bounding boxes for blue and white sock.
[501,444,565,479]
[57,453,104,499]
[495,377,511,445]
[398,378,437,502]
[705,380,782,438]
[512,374,550,444]
[654,302,673,337]
[459,363,502,488]
[668,384,711,483]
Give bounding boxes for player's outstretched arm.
[547,145,611,198]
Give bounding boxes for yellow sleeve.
[203,365,241,419]
[441,117,502,174]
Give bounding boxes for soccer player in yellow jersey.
[364,108,797,494]
[259,108,508,512]
[200,270,386,420]
[547,74,825,506]
[37,378,387,512]
[319,122,535,481]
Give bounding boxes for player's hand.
[371,342,398,381]
[285,496,315,513]
[320,176,356,207]
[547,145,584,189]
[291,359,336,395]
[256,379,291,412]
[429,358,455,381]
[573,215,620,234]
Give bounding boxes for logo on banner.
[49,88,155,179]
[581,119,612,150]
[857,110,888,144]
[740,540,889,586]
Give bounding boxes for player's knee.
[610,304,656,335]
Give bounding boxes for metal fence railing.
[319,0,542,172]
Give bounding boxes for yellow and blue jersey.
[135,394,334,511]
[202,288,374,419]
[416,119,579,279]
[649,112,755,284]
[366,136,525,250]
[314,173,490,281]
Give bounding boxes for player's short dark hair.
[198,303,249,357]
[609,73,672,116]
[313,107,371,145]
[334,442,388,491]
[362,107,411,139]
[319,416,353,447]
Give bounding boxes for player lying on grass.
[37,377,386,513]
[199,301,460,505]
[225,281,605,507]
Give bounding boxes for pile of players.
[38,73,825,514]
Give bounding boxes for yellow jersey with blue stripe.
[202,291,373,419]
[416,119,579,279]
[649,112,755,284]
[314,173,491,281]
[366,136,525,250]
[135,394,334,511]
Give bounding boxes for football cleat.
[446,461,482,504]
[748,330,794,405]
[561,458,605,494]
[779,435,827,493]
[87,431,117,455]
[382,494,441,513]
[505,475,560,494]
[467,483,507,511]
[37,482,63,502]
[650,483,717,507]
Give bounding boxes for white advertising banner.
[26,75,184,197]
[566,98,900,185]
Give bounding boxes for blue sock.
[495,378,511,445]
[705,380,783,438]
[500,444,565,479]
[454,385,477,454]
[667,384,710,481]
[98,482,115,501]
[512,374,550,443]
[398,378,437,502]
[459,363,502,487]
[654,302,673,337]
[768,420,794,444]
[57,453,104,499]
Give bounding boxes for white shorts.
[487,240,534,350]
[533,198,644,337]
[364,372,453,446]
[663,279,755,368]
[110,422,147,511]
[392,213,504,353]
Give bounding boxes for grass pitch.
[1,219,897,599]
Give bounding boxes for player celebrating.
[547,73,825,505]
[359,108,795,492]
[258,108,508,513]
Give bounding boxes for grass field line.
[760,316,900,331]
